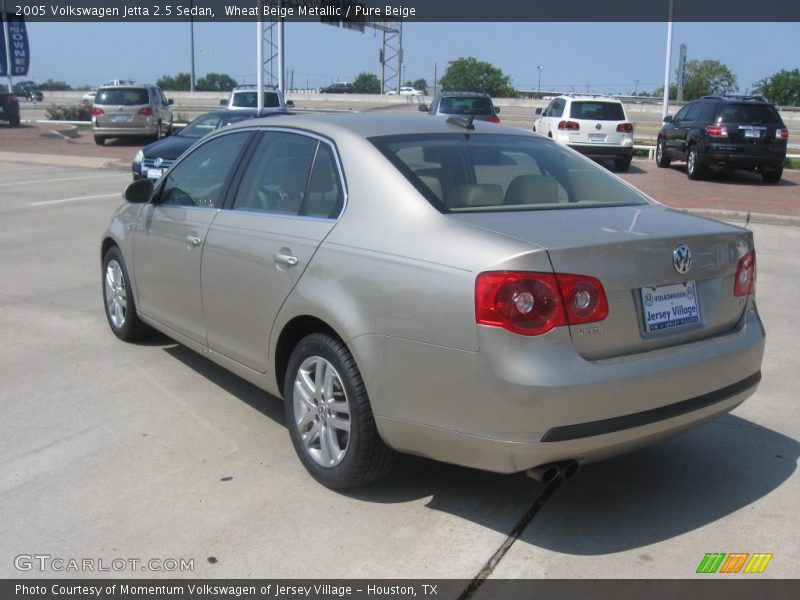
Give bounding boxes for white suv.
[220,85,293,110]
[533,95,634,171]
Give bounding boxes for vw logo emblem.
[154,157,163,167]
[673,244,693,274]
[595,123,602,130]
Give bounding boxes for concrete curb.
[679,208,800,228]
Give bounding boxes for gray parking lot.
[0,160,798,583]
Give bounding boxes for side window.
[304,145,344,219]
[543,100,555,117]
[683,103,700,122]
[673,105,690,122]
[232,132,318,216]
[159,132,251,209]
[553,99,565,118]
[697,101,719,122]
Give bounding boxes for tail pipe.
[526,460,580,482]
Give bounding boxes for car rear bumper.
[94,125,158,137]
[700,143,786,169]
[355,303,765,473]
[568,143,634,160]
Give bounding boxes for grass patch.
[785,158,800,170]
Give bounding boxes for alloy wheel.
[105,260,127,329]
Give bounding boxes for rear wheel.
[284,333,396,489]
[154,121,163,141]
[614,155,632,172]
[94,136,106,146]
[102,246,150,342]
[686,146,705,180]
[9,116,20,127]
[655,138,671,168]
[761,167,783,184]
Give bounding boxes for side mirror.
[663,115,673,123]
[286,100,295,108]
[494,106,500,114]
[219,99,227,106]
[124,178,153,204]
[418,104,428,112]
[534,107,543,115]
[167,98,174,105]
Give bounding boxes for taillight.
[90,106,105,116]
[734,250,756,297]
[776,128,789,141]
[483,115,501,124]
[558,120,580,131]
[137,106,154,116]
[705,125,728,137]
[475,271,608,336]
[616,123,634,133]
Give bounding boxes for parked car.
[656,95,788,183]
[132,109,289,180]
[0,92,21,126]
[387,87,424,96]
[533,95,634,171]
[102,113,764,489]
[13,82,43,102]
[81,91,97,105]
[220,85,293,110]
[92,84,174,145]
[320,82,353,94]
[419,90,500,123]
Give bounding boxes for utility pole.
[256,1,263,110]
[433,62,437,96]
[537,65,542,94]
[2,0,14,92]
[662,0,675,120]
[634,79,640,96]
[189,12,195,92]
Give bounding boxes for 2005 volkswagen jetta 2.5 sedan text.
[101,113,764,489]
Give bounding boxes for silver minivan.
[92,84,174,145]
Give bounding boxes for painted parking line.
[0,173,127,188]
[30,192,121,207]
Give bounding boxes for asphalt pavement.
[0,162,797,584]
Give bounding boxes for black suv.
[14,81,44,102]
[0,92,21,127]
[656,95,788,183]
[418,90,500,123]
[320,82,353,94]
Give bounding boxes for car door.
[537,99,557,136]
[201,130,345,373]
[666,103,697,158]
[133,130,254,342]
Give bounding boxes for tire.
[154,121,162,141]
[655,137,671,168]
[686,146,705,180]
[284,333,396,489]
[9,116,20,127]
[102,246,150,342]
[614,155,632,172]
[761,167,783,184]
[94,136,106,146]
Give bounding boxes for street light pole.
[190,12,195,92]
[537,65,542,94]
[662,0,675,120]
[634,79,639,96]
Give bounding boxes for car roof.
[98,84,154,89]
[224,112,530,139]
[558,94,622,102]
[439,90,491,97]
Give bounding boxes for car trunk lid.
[451,205,753,360]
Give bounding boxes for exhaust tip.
[526,464,560,483]
[562,461,580,479]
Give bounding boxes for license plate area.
[589,133,606,143]
[641,281,700,332]
[146,168,163,180]
[744,129,761,139]
[111,114,133,122]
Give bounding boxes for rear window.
[570,101,625,121]
[370,134,648,213]
[717,103,782,124]
[179,113,253,139]
[231,91,281,108]
[438,96,493,115]
[95,88,149,106]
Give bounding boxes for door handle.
[186,234,203,248]
[274,251,299,268]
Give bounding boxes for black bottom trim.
[541,371,762,443]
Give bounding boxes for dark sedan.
[132,109,288,179]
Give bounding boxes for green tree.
[752,69,800,106]
[156,73,192,91]
[412,78,428,94]
[196,73,238,92]
[680,59,738,100]
[352,72,380,94]
[439,57,517,98]
[38,79,72,91]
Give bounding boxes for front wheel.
[102,246,150,342]
[284,333,396,489]
[655,138,671,168]
[761,167,783,184]
[94,135,106,146]
[686,146,705,180]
